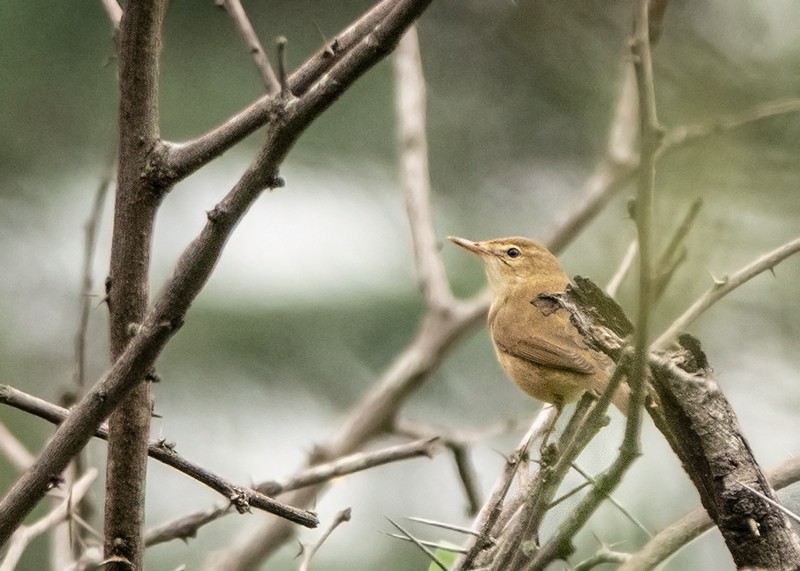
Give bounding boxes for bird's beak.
[448,236,490,257]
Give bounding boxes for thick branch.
[105,1,166,567]
[621,455,800,570]
[0,0,434,551]
[648,353,800,567]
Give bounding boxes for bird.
[449,235,629,416]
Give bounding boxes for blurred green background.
[2,0,799,569]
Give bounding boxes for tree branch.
[104,1,166,567]
[0,422,34,473]
[0,469,98,571]
[652,235,800,349]
[215,0,280,94]
[394,26,453,310]
[620,455,800,570]
[0,384,317,526]
[647,352,800,567]
[162,0,400,182]
[0,0,436,551]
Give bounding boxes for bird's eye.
[506,247,520,258]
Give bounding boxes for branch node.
[230,489,251,514]
[206,205,229,223]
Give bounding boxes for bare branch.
[456,407,557,569]
[298,508,352,571]
[394,26,453,310]
[215,0,281,94]
[661,98,800,152]
[105,1,167,566]
[0,422,34,473]
[1,469,98,571]
[0,0,435,548]
[74,154,114,389]
[146,504,232,547]
[386,518,449,571]
[0,384,317,527]
[605,240,638,298]
[624,0,661,459]
[620,455,800,570]
[163,0,401,182]
[260,437,440,496]
[652,235,800,349]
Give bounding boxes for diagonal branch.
[652,235,800,349]
[620,455,800,570]
[215,0,280,94]
[0,384,317,526]
[0,469,98,571]
[163,0,400,182]
[0,0,435,549]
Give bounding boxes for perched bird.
[449,236,629,415]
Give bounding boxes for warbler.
[449,236,629,415]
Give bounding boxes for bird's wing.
[490,302,596,375]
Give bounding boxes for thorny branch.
[0,0,436,548]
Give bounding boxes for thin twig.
[383,532,467,554]
[386,517,449,571]
[298,508,352,571]
[143,437,438,545]
[407,517,481,537]
[628,0,661,437]
[652,235,800,349]
[163,0,401,181]
[258,437,440,495]
[74,154,114,389]
[0,384,317,527]
[394,25,453,310]
[661,98,800,152]
[574,547,631,571]
[570,463,652,538]
[0,422,34,473]
[146,504,232,547]
[215,0,281,93]
[605,240,638,298]
[0,469,98,571]
[620,455,800,570]
[456,407,556,569]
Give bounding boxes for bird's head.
[448,236,569,295]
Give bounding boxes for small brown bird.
[449,236,629,415]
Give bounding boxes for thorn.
[314,23,335,57]
[707,269,728,287]
[406,516,481,537]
